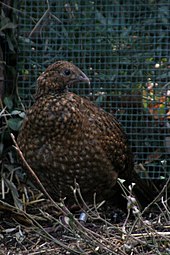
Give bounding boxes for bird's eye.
[64,69,71,76]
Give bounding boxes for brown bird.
[17,61,154,207]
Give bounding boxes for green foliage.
[2,97,25,130]
[16,0,170,177]
[3,96,13,109]
[0,2,26,205]
[1,1,170,180]
[17,1,170,94]
[7,117,23,131]
[0,10,17,52]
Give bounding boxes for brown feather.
[17,61,155,206]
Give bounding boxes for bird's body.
[17,61,153,205]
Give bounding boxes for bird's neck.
[35,86,68,99]
[35,74,68,99]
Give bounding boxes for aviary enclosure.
[12,1,170,178]
[0,0,170,254]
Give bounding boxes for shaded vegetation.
[0,1,170,254]
[16,0,170,178]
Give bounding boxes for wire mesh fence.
[17,0,170,179]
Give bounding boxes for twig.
[10,133,68,215]
[161,196,170,219]
[11,133,127,255]
[0,199,81,254]
[29,8,50,38]
[142,176,170,215]
[28,0,61,39]
[129,231,170,238]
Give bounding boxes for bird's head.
[36,61,90,97]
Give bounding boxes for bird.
[17,61,155,208]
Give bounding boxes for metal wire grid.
[17,0,170,179]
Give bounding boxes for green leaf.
[96,94,106,105]
[19,112,26,118]
[4,178,23,210]
[11,110,26,119]
[6,34,15,52]
[156,72,170,79]
[11,110,22,115]
[3,97,13,109]
[7,118,23,131]
[0,20,17,31]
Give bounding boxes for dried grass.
[0,135,169,255]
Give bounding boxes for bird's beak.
[79,70,91,86]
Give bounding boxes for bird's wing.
[71,93,134,176]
